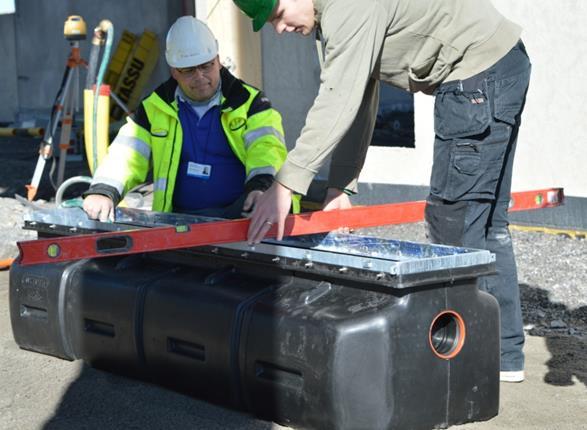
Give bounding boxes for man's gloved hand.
[83,194,115,222]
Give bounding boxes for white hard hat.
[165,16,218,68]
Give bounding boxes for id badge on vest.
[187,161,212,180]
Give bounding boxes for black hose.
[85,29,103,89]
[85,44,100,90]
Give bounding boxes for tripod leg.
[26,154,47,200]
[26,65,76,200]
[56,82,75,187]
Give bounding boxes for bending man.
[234,0,531,383]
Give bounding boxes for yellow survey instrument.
[63,15,87,41]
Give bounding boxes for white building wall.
[494,0,587,198]
[360,0,587,198]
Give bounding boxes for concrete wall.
[4,0,186,118]
[0,12,18,122]
[261,0,587,198]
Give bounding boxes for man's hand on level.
[241,190,264,216]
[247,181,292,244]
[83,194,115,222]
[323,187,353,234]
[322,187,352,211]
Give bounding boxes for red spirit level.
[16,188,564,266]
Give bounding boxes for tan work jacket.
[276,0,522,195]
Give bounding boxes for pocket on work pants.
[430,84,512,202]
[493,65,531,126]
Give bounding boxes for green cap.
[233,0,277,32]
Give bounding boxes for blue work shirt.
[173,98,245,212]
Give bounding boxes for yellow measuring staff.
[104,30,136,93]
[111,30,159,121]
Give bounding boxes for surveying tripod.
[26,16,88,201]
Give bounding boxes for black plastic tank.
[10,233,499,430]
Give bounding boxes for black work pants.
[426,41,531,372]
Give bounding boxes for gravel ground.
[0,197,36,260]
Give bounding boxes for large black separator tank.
[10,225,500,430]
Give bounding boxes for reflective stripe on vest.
[243,126,285,149]
[153,178,167,193]
[246,166,277,182]
[110,135,151,160]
